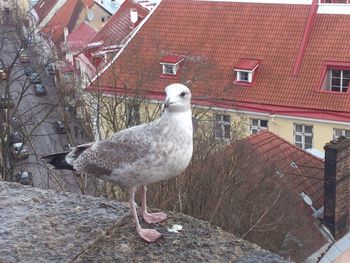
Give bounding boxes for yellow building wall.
[237,112,350,153]
[87,4,111,31]
[82,92,349,153]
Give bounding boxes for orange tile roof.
[92,0,350,119]
[33,0,59,24]
[40,0,88,47]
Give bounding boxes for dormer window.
[234,59,260,85]
[163,64,176,75]
[326,69,350,92]
[160,55,184,77]
[319,62,350,93]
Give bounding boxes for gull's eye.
[180,92,186,98]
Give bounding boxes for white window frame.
[236,70,253,83]
[160,60,183,75]
[333,128,350,140]
[214,114,231,140]
[250,118,268,134]
[294,124,313,150]
[329,69,350,92]
[162,64,177,75]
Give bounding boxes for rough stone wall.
[0,182,291,263]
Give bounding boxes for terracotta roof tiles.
[90,0,149,47]
[93,0,350,118]
[40,0,88,47]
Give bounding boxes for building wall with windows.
[87,3,113,30]
[87,0,350,156]
[219,110,350,153]
[82,93,163,140]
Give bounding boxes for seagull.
[42,83,193,242]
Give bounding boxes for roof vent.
[299,192,316,212]
[130,8,138,24]
[276,169,284,178]
[290,161,298,169]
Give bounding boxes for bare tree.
[0,9,78,191]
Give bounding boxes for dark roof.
[244,130,324,210]
[228,131,327,261]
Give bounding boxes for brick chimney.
[324,137,350,240]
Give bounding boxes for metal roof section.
[319,232,350,262]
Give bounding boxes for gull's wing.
[77,139,151,178]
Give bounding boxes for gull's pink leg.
[141,185,167,224]
[130,187,161,242]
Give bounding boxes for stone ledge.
[0,182,291,263]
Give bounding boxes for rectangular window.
[250,118,268,134]
[214,114,231,140]
[330,69,350,92]
[333,128,350,140]
[162,64,176,75]
[294,124,313,149]
[236,71,252,83]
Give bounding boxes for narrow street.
[0,25,90,192]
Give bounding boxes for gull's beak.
[164,98,171,108]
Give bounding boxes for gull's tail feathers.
[41,151,74,170]
[42,142,94,170]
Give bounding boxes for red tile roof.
[186,130,326,261]
[66,22,97,51]
[90,0,149,48]
[33,0,59,24]
[40,0,88,47]
[235,130,326,261]
[84,0,94,8]
[93,0,350,120]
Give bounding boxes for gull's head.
[164,83,191,112]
